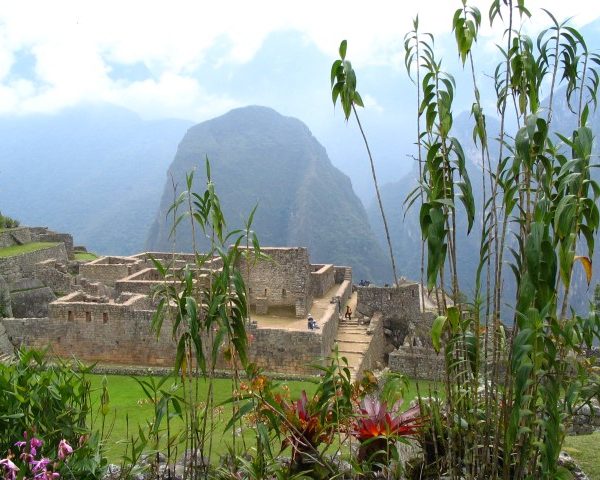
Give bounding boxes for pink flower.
[0,458,20,480]
[57,439,73,460]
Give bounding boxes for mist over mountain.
[369,99,600,316]
[368,111,496,288]
[146,106,391,281]
[0,104,191,254]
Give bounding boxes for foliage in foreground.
[0,349,107,479]
[331,0,600,478]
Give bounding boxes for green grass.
[89,373,598,474]
[89,374,317,462]
[0,242,60,258]
[563,432,600,479]
[89,373,436,464]
[74,251,98,261]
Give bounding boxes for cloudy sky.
[1,0,599,122]
[1,0,599,203]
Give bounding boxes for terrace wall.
[310,264,335,298]
[0,228,32,248]
[0,244,68,284]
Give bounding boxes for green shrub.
[0,349,107,478]
[0,213,20,229]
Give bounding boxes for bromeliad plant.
[352,396,421,468]
[332,0,600,478]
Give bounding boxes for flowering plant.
[279,390,332,464]
[352,396,421,464]
[0,432,73,480]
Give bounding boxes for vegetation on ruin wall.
[0,213,19,230]
[74,251,99,262]
[0,241,60,258]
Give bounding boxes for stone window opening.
[68,311,74,321]
[388,292,392,301]
[264,288,267,297]
[412,289,416,297]
[282,288,286,297]
[103,312,108,324]
[86,311,91,322]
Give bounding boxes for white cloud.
[0,0,598,119]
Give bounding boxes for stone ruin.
[0,226,444,377]
[0,225,598,435]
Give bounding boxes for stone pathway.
[334,292,371,380]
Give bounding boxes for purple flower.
[30,437,43,456]
[30,457,51,472]
[0,458,20,480]
[14,440,26,449]
[34,472,60,479]
[57,439,73,461]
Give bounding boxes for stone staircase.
[334,317,370,380]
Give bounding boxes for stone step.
[335,343,369,351]
[337,329,368,336]
[335,336,371,347]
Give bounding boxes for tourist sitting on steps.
[307,314,319,330]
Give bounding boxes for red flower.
[353,396,421,442]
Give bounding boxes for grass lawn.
[89,374,318,463]
[74,251,98,261]
[89,373,435,464]
[563,432,600,480]
[0,242,60,258]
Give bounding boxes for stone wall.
[310,264,335,298]
[33,259,73,295]
[356,312,385,377]
[4,293,176,366]
[10,278,56,317]
[0,228,32,248]
[333,266,349,284]
[0,244,68,284]
[0,320,14,356]
[245,324,323,374]
[29,228,74,259]
[388,346,444,380]
[80,257,136,287]
[237,247,312,317]
[356,284,420,325]
[244,307,339,375]
[569,400,600,435]
[319,297,340,360]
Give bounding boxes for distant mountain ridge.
[146,106,391,281]
[0,103,192,254]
